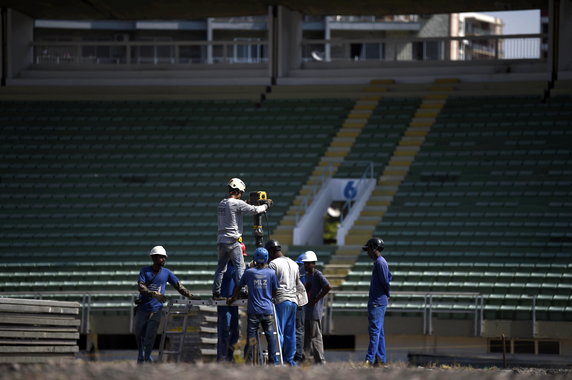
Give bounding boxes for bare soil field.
[1,362,571,380]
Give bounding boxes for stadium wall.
[336,315,572,363]
[63,311,572,363]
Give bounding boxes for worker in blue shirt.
[135,246,194,363]
[228,247,279,365]
[362,237,392,367]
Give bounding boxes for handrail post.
[532,295,537,338]
[423,294,427,335]
[329,292,334,333]
[80,295,86,334]
[428,294,433,335]
[129,295,135,333]
[324,292,334,334]
[473,295,478,336]
[480,295,484,336]
[86,294,92,334]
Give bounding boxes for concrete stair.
[322,245,362,287]
[322,78,458,287]
[271,94,380,244]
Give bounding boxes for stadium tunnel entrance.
[293,178,376,245]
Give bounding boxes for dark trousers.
[134,309,161,363]
[245,313,278,365]
[217,305,239,362]
[294,306,305,362]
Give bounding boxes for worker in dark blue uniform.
[362,238,392,367]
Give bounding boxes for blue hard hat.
[254,247,269,264]
[295,253,306,264]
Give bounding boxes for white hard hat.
[228,178,246,193]
[149,246,168,257]
[302,250,317,262]
[327,206,341,218]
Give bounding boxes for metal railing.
[340,161,375,223]
[30,33,545,67]
[1,291,549,338]
[32,40,269,65]
[327,15,419,23]
[324,291,485,336]
[294,163,337,224]
[302,33,546,62]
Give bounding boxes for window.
[489,339,509,353]
[490,339,560,355]
[350,43,384,61]
[131,37,175,64]
[413,41,443,61]
[233,38,265,63]
[538,341,559,355]
[514,340,535,354]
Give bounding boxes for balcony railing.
[328,15,419,23]
[302,33,545,62]
[30,33,544,67]
[32,40,268,65]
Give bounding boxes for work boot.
[363,360,374,368]
[212,292,225,301]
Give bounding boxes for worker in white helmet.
[302,250,331,364]
[212,178,272,299]
[135,245,195,363]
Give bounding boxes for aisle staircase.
[323,78,458,287]
[271,89,384,244]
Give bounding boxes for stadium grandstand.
[0,0,571,366]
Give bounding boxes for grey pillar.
[7,9,33,82]
[557,0,572,72]
[269,5,302,84]
[207,18,213,64]
[1,8,7,86]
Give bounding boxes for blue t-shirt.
[298,263,305,284]
[304,270,330,320]
[368,256,392,306]
[137,266,180,312]
[220,261,237,298]
[238,266,278,315]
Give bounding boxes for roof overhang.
[0,0,548,20]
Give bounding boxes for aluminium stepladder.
[157,298,283,364]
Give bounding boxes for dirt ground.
[1,362,571,380]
